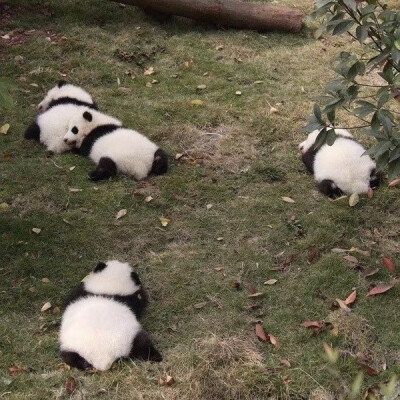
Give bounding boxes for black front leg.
[88,157,117,181]
[61,350,93,370]
[24,122,40,141]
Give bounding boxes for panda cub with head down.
[63,108,168,181]
[24,81,98,154]
[299,128,382,198]
[60,260,162,371]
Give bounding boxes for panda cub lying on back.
[24,81,98,154]
[63,109,168,181]
[60,260,162,371]
[299,128,382,198]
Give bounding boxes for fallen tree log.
[110,0,303,33]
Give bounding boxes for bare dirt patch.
[12,189,64,217]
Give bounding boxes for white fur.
[38,83,93,112]
[35,83,95,153]
[60,296,141,371]
[84,260,140,296]
[64,109,158,180]
[299,129,376,194]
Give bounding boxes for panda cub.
[299,128,382,198]
[60,260,162,371]
[24,81,98,154]
[63,108,168,181]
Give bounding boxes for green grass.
[1,0,400,398]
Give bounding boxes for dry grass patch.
[174,124,260,173]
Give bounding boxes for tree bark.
[111,0,303,33]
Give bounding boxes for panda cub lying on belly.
[24,81,98,154]
[63,109,168,181]
[299,128,382,198]
[60,260,162,371]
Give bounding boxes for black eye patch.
[72,126,79,135]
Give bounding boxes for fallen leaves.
[159,217,170,227]
[255,324,279,348]
[197,84,206,90]
[68,188,82,193]
[8,366,27,376]
[159,375,175,386]
[343,255,358,264]
[270,107,279,115]
[349,193,360,207]
[32,227,41,234]
[308,247,317,263]
[1,123,10,134]
[264,279,277,285]
[115,209,127,220]
[388,177,400,187]
[248,292,264,299]
[382,257,396,273]
[40,302,52,312]
[191,99,203,106]
[65,377,77,395]
[143,67,155,75]
[255,323,268,341]
[344,290,357,306]
[367,284,394,296]
[282,197,295,203]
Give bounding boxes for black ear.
[94,262,107,273]
[58,80,67,88]
[83,111,92,122]
[131,271,141,285]
[130,331,162,362]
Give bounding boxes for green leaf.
[314,127,328,150]
[332,20,355,35]
[326,128,337,146]
[388,157,400,181]
[355,24,369,44]
[346,61,365,81]
[395,40,400,50]
[343,0,357,13]
[0,123,10,135]
[313,103,323,123]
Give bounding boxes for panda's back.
[314,137,376,194]
[60,296,140,371]
[37,104,88,153]
[90,128,159,180]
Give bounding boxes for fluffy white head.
[83,260,141,296]
[63,109,122,148]
[299,128,354,153]
[37,81,94,112]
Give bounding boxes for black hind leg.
[370,169,383,189]
[150,148,168,176]
[130,330,162,362]
[61,350,93,370]
[318,179,343,199]
[88,157,117,181]
[24,122,40,141]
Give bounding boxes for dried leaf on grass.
[255,323,268,342]
[8,366,27,376]
[367,285,394,296]
[282,196,295,203]
[40,302,51,312]
[349,193,360,207]
[344,290,357,306]
[343,255,358,264]
[65,377,77,395]
[32,227,41,234]
[115,209,127,220]
[159,216,170,227]
[1,123,10,135]
[308,247,317,263]
[382,257,396,273]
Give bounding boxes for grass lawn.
[1,0,400,398]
